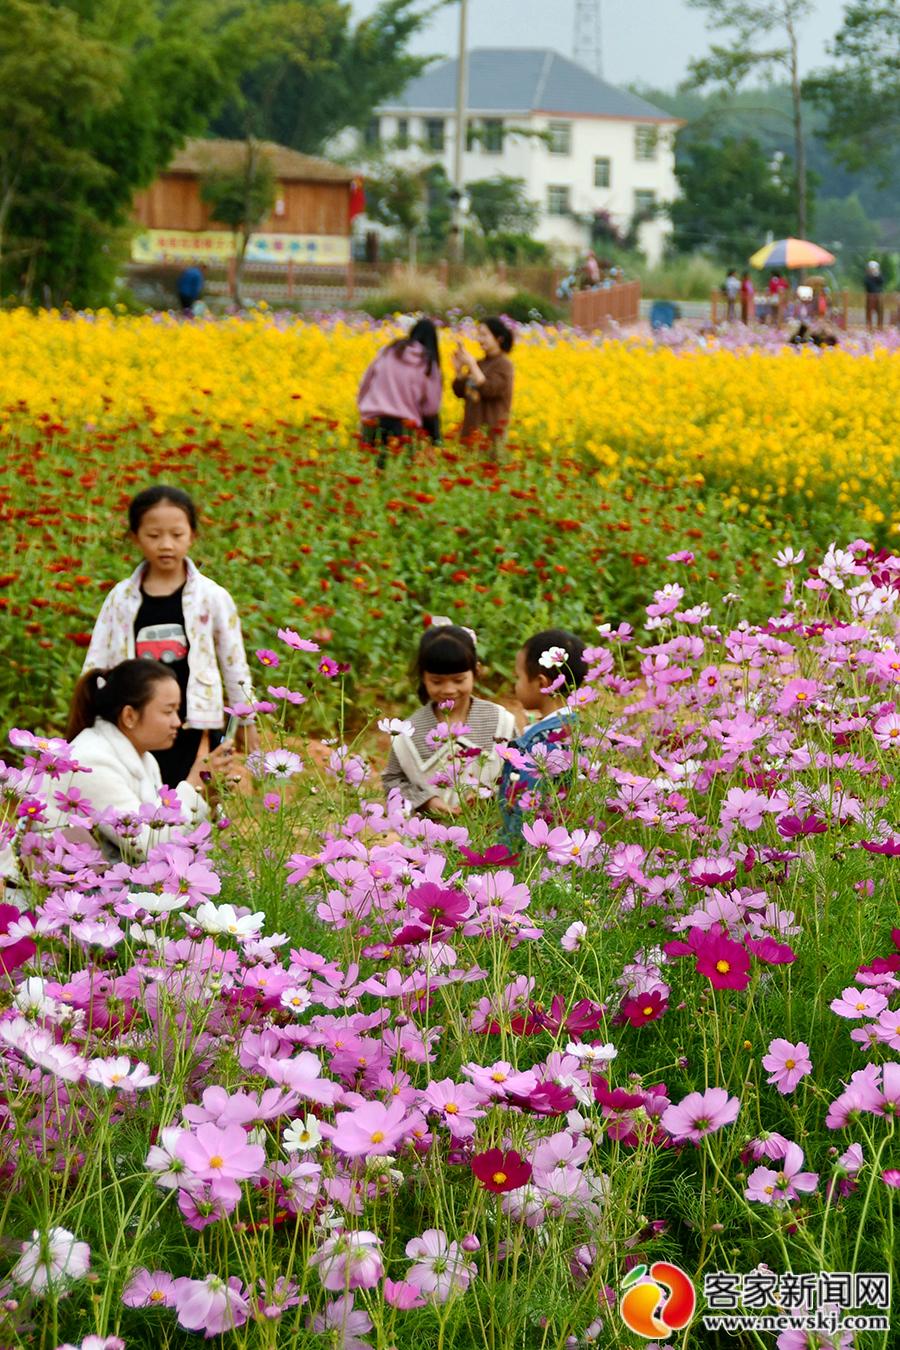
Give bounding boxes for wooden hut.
[132,138,355,266]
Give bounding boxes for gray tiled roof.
[380,48,676,121]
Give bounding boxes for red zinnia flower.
[470,1148,532,1192]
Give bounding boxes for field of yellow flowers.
[1,309,900,732]
[2,310,900,522]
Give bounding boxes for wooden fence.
[571,281,641,330]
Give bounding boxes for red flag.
[349,176,366,221]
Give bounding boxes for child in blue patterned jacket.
[498,628,588,836]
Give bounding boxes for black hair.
[66,659,178,741]
[128,485,198,533]
[416,624,478,704]
[483,316,514,353]
[388,318,442,376]
[521,629,587,688]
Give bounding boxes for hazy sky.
[350,0,848,91]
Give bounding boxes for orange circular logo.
[620,1261,697,1338]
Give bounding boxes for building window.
[425,118,445,152]
[547,121,572,155]
[634,125,658,161]
[547,184,571,216]
[396,118,409,149]
[482,118,504,153]
[634,189,657,215]
[466,121,477,152]
[364,116,381,148]
[593,157,611,188]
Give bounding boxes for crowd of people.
[5,465,585,874]
[721,260,889,332]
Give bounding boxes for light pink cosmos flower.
[761,1038,812,1095]
[309,1231,383,1291]
[276,627,320,652]
[174,1123,265,1203]
[122,1268,177,1307]
[773,678,820,715]
[330,1098,413,1157]
[420,1079,485,1139]
[745,1142,819,1206]
[829,987,888,1019]
[719,787,770,832]
[561,921,587,952]
[174,1274,250,1336]
[11,1226,90,1293]
[405,1229,477,1302]
[86,1056,159,1091]
[310,1294,372,1349]
[55,1339,125,1350]
[660,1087,740,1144]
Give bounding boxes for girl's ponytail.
[65,659,175,742]
[67,669,108,741]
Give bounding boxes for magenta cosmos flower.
[693,931,751,990]
[122,1268,177,1307]
[330,1098,413,1157]
[661,1088,740,1144]
[277,628,320,652]
[761,1038,812,1095]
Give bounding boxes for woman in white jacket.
[53,659,233,860]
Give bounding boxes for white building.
[362,48,680,264]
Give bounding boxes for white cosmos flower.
[280,986,312,1015]
[377,717,415,736]
[131,890,185,914]
[11,1226,91,1293]
[773,546,805,568]
[193,901,264,939]
[565,1041,618,1065]
[538,646,568,670]
[283,1115,322,1154]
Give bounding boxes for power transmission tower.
[573,0,603,77]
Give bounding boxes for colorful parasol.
[749,238,836,269]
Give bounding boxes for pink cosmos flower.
[122,1268,178,1307]
[277,628,320,652]
[881,1169,900,1188]
[561,921,587,952]
[829,987,888,1019]
[660,1088,740,1144]
[761,1039,812,1095]
[174,1274,250,1336]
[420,1078,485,1138]
[383,1278,428,1309]
[309,1231,383,1291]
[745,1142,819,1205]
[774,678,820,715]
[310,1294,372,1349]
[256,648,280,668]
[174,1123,265,1202]
[405,1229,477,1302]
[720,787,770,832]
[330,1098,413,1157]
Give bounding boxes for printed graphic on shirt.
[135,621,188,665]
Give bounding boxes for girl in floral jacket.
[82,485,255,785]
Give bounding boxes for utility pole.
[449,0,469,264]
[573,0,603,77]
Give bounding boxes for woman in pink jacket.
[357,318,443,465]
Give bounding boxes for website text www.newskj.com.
[703,1312,890,1335]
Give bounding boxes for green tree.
[0,0,257,304]
[669,134,797,260]
[815,194,882,278]
[685,0,813,237]
[0,0,120,292]
[466,177,539,240]
[201,140,277,301]
[804,4,900,187]
[212,0,435,153]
